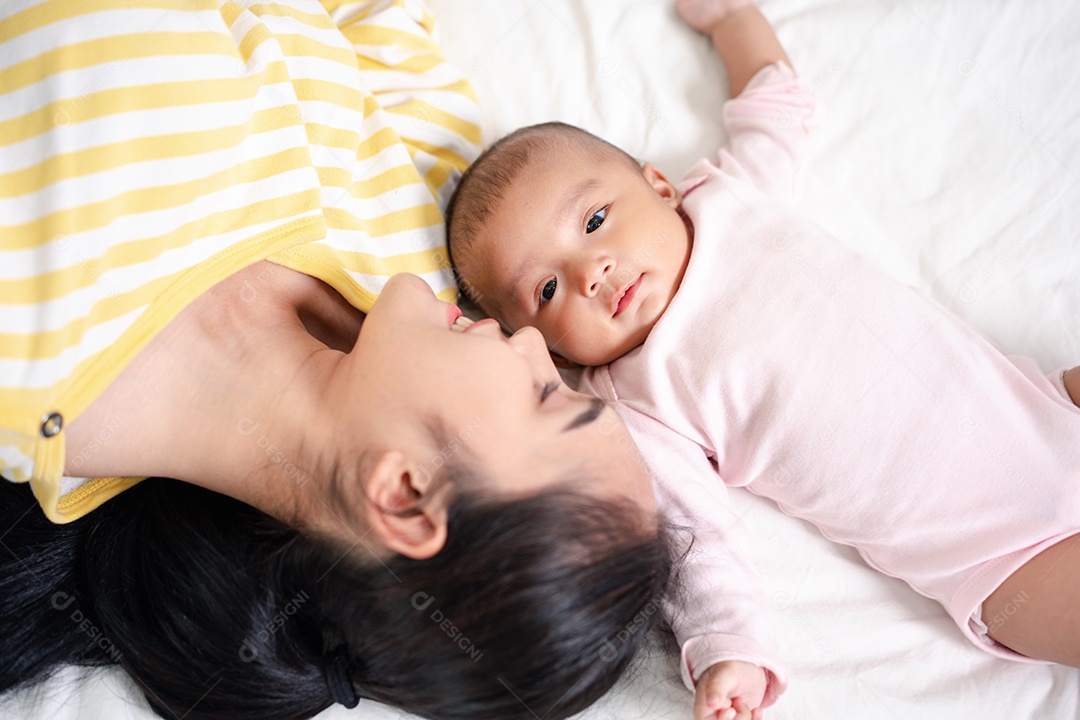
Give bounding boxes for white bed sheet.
[5,1,1078,719]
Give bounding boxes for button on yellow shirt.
[0,0,480,522]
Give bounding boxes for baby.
[447,1,1080,719]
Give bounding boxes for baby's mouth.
[612,275,643,317]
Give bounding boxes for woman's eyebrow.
[562,397,605,432]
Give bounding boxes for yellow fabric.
[0,0,480,522]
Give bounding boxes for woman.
[0,2,671,718]
[0,287,671,717]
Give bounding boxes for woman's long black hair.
[0,470,672,720]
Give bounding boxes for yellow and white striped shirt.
[0,0,480,522]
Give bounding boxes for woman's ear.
[363,450,448,560]
[641,162,682,209]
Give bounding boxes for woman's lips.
[462,317,499,334]
[447,303,463,328]
[612,275,642,317]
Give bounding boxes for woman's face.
[353,273,656,513]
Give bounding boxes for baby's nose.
[581,258,615,298]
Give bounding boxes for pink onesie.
[581,63,1080,707]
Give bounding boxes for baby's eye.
[585,207,607,234]
[539,278,557,307]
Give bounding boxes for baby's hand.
[676,0,754,34]
[694,660,767,720]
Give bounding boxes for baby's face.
[463,146,692,366]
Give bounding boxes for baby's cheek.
[552,312,589,348]
[563,320,619,367]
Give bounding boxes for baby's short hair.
[446,122,639,304]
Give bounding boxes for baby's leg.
[1064,366,1080,406]
[983,533,1080,666]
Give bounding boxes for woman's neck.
[65,262,365,524]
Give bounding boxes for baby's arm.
[677,1,791,96]
[675,0,814,200]
[613,408,787,717]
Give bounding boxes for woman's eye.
[585,207,607,234]
[540,381,559,402]
[539,278,557,307]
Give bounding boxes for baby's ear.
[641,162,682,209]
[550,350,579,370]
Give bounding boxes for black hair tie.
[322,628,360,709]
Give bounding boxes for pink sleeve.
[1005,355,1074,405]
[618,408,789,708]
[688,61,817,201]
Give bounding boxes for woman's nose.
[507,326,548,356]
[579,257,615,298]
[507,326,557,371]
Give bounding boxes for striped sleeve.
[267,0,482,311]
